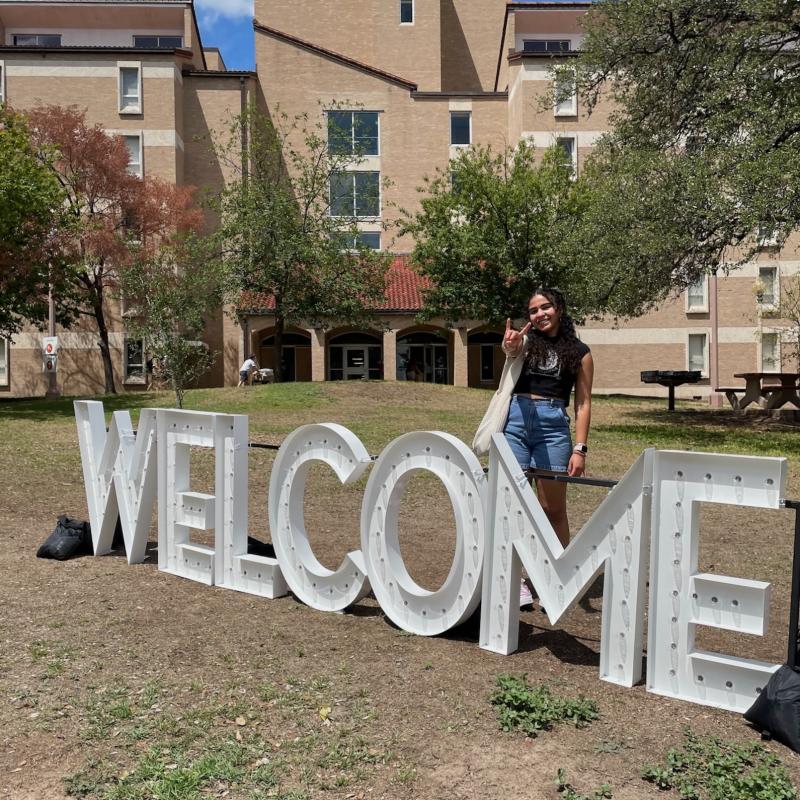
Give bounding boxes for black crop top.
[512,335,590,404]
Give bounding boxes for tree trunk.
[274,314,285,383]
[92,284,117,395]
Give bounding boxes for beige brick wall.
[440,0,507,92]
[255,0,442,91]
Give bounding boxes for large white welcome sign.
[74,400,787,713]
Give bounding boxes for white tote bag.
[471,348,526,456]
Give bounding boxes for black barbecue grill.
[640,370,702,411]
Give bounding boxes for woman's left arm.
[568,352,594,478]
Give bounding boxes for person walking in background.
[473,287,594,606]
[238,354,259,387]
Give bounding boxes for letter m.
[480,433,653,688]
[74,400,157,564]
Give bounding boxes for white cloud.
[195,0,253,23]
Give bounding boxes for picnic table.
[721,372,800,411]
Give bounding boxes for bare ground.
[2,383,800,799]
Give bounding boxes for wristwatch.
[573,443,588,456]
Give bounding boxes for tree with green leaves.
[119,242,222,409]
[402,142,592,323]
[568,0,800,313]
[0,107,70,338]
[211,105,390,381]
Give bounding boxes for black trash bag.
[743,664,800,753]
[247,536,276,559]
[36,516,93,561]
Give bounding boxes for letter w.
[480,433,653,688]
[74,400,157,564]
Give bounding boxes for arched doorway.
[259,330,312,382]
[467,329,503,389]
[328,331,383,380]
[397,329,450,384]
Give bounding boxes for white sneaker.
[520,580,534,608]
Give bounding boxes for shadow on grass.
[0,392,168,423]
[596,407,800,457]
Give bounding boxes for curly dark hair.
[524,287,585,375]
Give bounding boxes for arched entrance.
[328,331,383,380]
[467,329,503,388]
[397,329,450,384]
[259,330,312,382]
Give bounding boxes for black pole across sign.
[784,500,800,670]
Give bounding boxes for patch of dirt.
[3,387,800,799]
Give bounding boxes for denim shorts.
[503,395,572,472]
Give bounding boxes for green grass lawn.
[3,382,800,800]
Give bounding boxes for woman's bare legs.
[535,477,570,548]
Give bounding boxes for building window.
[124,134,142,176]
[554,68,577,117]
[133,35,183,48]
[0,61,5,105]
[523,39,571,53]
[0,338,7,386]
[327,110,379,156]
[761,332,780,373]
[686,276,708,313]
[555,136,577,175]
[119,65,141,113]
[687,332,708,376]
[757,266,778,307]
[125,338,145,382]
[757,225,778,248]
[336,231,381,251]
[400,0,414,24]
[12,33,62,46]
[330,172,380,218]
[450,111,471,146]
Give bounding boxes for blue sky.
[195,0,254,71]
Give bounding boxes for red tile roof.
[239,255,430,315]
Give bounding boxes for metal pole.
[785,500,800,670]
[709,268,722,408]
[45,280,60,399]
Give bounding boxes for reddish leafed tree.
[27,105,202,394]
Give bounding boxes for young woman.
[500,288,594,549]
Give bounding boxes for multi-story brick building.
[247,0,796,398]
[1,0,794,399]
[0,0,252,396]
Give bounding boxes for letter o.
[360,431,486,635]
[269,423,373,611]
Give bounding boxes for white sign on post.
[72,401,790,715]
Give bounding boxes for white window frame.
[123,132,143,177]
[0,338,8,387]
[555,135,577,176]
[757,225,779,249]
[685,275,709,313]
[759,331,781,373]
[0,61,5,105]
[757,265,778,310]
[118,62,142,114]
[329,171,382,219]
[686,330,709,378]
[400,0,414,25]
[554,67,577,117]
[450,110,472,147]
[124,337,146,384]
[326,110,380,157]
[132,34,183,48]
